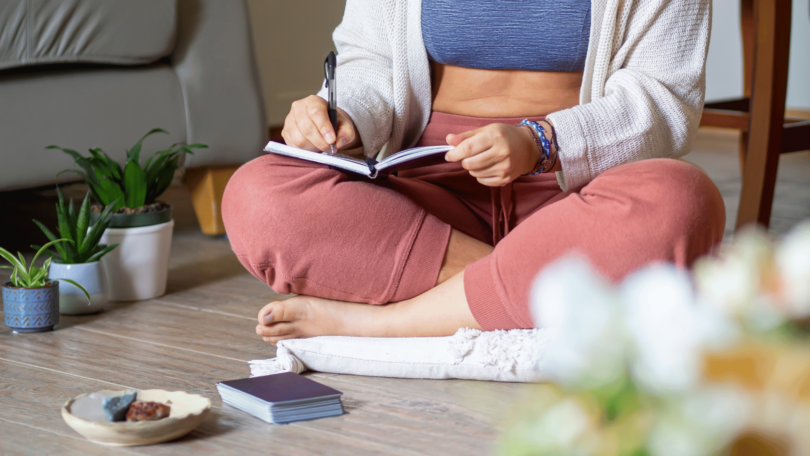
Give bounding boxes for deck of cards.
[216,372,344,424]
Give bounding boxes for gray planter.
[91,204,172,228]
[48,261,108,315]
[2,280,60,333]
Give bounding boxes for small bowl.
[62,389,211,446]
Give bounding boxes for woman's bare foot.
[255,271,482,345]
[255,296,388,344]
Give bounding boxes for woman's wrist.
[516,125,542,175]
[516,120,557,175]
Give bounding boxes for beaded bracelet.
[517,119,557,175]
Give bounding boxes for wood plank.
[63,301,273,361]
[0,359,395,455]
[0,419,134,456]
[0,318,511,454]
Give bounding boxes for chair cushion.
[0,0,176,71]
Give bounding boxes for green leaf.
[149,157,179,204]
[55,201,74,244]
[127,128,168,164]
[49,146,100,186]
[30,265,48,285]
[79,200,117,254]
[31,239,70,273]
[87,149,122,180]
[101,150,124,179]
[17,252,26,271]
[124,159,147,208]
[97,179,126,210]
[85,243,119,263]
[32,220,68,260]
[30,245,58,260]
[51,278,91,304]
[0,248,24,273]
[75,191,91,253]
[0,247,28,283]
[67,198,77,239]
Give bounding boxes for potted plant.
[50,129,207,301]
[33,188,118,315]
[1,241,90,333]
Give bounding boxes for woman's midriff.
[430,62,583,118]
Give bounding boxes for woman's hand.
[444,124,539,187]
[282,95,360,152]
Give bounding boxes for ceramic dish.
[62,389,211,446]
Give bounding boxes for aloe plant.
[50,128,208,211]
[33,188,119,264]
[0,241,91,303]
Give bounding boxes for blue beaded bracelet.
[518,119,555,175]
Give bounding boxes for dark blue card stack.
[216,372,344,424]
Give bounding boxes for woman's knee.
[611,158,725,245]
[222,155,329,257]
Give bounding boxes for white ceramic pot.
[48,261,108,315]
[99,220,174,301]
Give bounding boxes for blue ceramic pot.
[2,280,60,333]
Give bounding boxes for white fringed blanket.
[249,328,552,382]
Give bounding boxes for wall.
[705,0,809,109]
[249,0,810,128]
[247,0,346,126]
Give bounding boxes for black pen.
[324,51,338,155]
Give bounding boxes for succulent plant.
[33,187,119,264]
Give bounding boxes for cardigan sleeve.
[316,0,395,157]
[546,0,711,192]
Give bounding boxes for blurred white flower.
[693,228,788,332]
[621,265,736,394]
[648,386,751,456]
[531,256,627,389]
[531,398,593,450]
[775,222,810,318]
[693,228,773,317]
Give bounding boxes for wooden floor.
[1,129,809,455]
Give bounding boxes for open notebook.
[264,141,453,178]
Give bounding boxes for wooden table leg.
[736,0,792,229]
[184,165,241,235]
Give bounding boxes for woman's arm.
[547,0,711,191]
[314,0,395,157]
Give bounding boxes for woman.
[222,0,724,344]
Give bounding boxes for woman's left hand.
[444,123,539,187]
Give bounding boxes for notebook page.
[264,141,370,175]
[376,145,452,171]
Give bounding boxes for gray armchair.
[0,0,267,234]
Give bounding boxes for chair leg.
[736,0,791,230]
[184,165,240,235]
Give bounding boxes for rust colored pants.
[222,112,725,330]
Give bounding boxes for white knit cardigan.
[318,0,711,191]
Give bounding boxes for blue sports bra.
[422,0,591,72]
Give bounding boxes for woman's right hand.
[281,95,360,152]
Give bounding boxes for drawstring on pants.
[491,182,514,245]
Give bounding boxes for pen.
[324,51,338,155]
